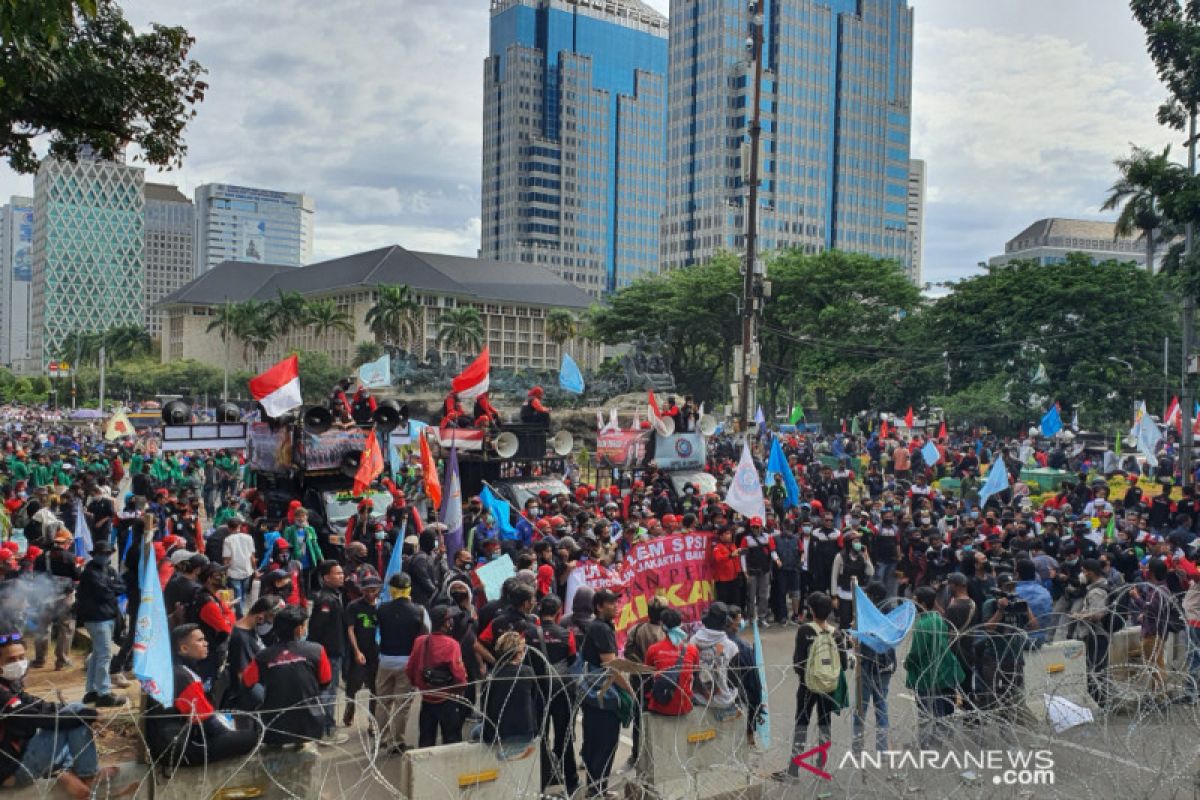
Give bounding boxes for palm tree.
[436,307,484,355]
[237,304,277,368]
[545,308,577,349]
[353,341,384,367]
[364,284,422,353]
[271,290,309,338]
[57,331,101,365]
[1102,145,1185,273]
[303,299,355,340]
[101,323,152,361]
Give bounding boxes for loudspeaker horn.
[372,399,405,433]
[216,402,241,423]
[303,405,334,435]
[339,450,363,478]
[550,430,575,456]
[161,400,191,426]
[492,431,519,459]
[698,414,717,436]
[653,414,675,436]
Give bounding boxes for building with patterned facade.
[193,183,314,276]
[28,157,144,370]
[0,197,34,369]
[143,183,194,338]
[481,0,668,296]
[661,0,915,277]
[158,244,597,374]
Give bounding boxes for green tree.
[545,309,577,349]
[922,254,1173,426]
[271,290,309,338]
[353,341,384,367]
[302,299,354,340]
[204,299,276,367]
[295,350,343,404]
[1102,145,1183,273]
[0,0,207,174]
[364,284,421,353]
[436,307,484,355]
[101,323,151,361]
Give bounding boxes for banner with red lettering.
[561,532,715,648]
[595,429,650,467]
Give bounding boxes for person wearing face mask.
[0,631,120,799]
[872,510,900,598]
[186,563,236,690]
[375,573,427,754]
[75,540,127,707]
[343,576,382,728]
[222,596,283,711]
[242,605,333,746]
[830,531,874,629]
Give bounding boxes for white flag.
[609,407,619,432]
[1130,401,1162,468]
[725,441,766,521]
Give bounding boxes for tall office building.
[193,183,314,275]
[661,0,914,274]
[143,183,195,338]
[481,0,668,295]
[907,158,925,285]
[0,198,33,368]
[30,157,145,369]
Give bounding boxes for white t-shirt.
[222,532,256,580]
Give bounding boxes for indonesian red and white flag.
[904,406,914,428]
[1165,396,1181,431]
[451,347,490,400]
[249,355,302,418]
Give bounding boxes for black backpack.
[649,644,688,707]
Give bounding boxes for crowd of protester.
[0,410,1196,796]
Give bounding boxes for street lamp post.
[1182,108,1197,487]
[739,0,765,431]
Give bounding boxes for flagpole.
[852,577,863,721]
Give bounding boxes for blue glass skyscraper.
[661,0,915,278]
[482,0,669,295]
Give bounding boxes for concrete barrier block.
[634,707,753,796]
[398,739,541,800]
[1023,639,1094,718]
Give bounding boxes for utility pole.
[1182,108,1197,487]
[739,0,765,431]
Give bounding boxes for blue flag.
[382,519,407,588]
[1040,404,1063,437]
[357,352,391,388]
[752,620,771,747]
[133,543,173,706]
[920,439,940,467]
[766,436,800,509]
[480,485,516,537]
[440,447,464,557]
[978,456,1009,506]
[73,501,92,560]
[850,585,916,654]
[559,352,584,394]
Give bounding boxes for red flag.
[1165,396,1181,432]
[353,428,384,496]
[420,431,441,510]
[648,389,661,416]
[841,418,847,433]
[451,347,490,399]
[938,420,947,439]
[904,406,914,428]
[880,418,889,439]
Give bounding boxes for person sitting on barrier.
[407,605,467,748]
[688,601,741,721]
[0,631,120,799]
[242,605,333,747]
[146,624,260,768]
[643,608,699,716]
[519,386,551,427]
[440,391,470,429]
[479,631,539,749]
[473,392,501,429]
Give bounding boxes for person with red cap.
[519,386,551,426]
[472,392,501,429]
[740,516,782,627]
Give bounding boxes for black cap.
[90,541,116,556]
[703,601,730,630]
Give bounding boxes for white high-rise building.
[0,199,34,368]
[193,183,314,275]
[143,183,194,338]
[907,159,925,285]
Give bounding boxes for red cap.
[749,516,763,527]
[662,514,677,526]
[274,539,290,550]
[609,486,620,497]
[25,546,42,560]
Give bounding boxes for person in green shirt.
[29,455,52,489]
[283,507,323,592]
[6,456,29,485]
[904,586,965,749]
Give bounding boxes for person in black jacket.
[242,605,332,746]
[75,541,126,707]
[307,560,347,744]
[536,594,579,796]
[145,624,259,768]
[481,631,539,747]
[404,532,440,607]
[221,596,283,711]
[375,573,427,753]
[0,632,121,798]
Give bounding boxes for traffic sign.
[48,361,58,377]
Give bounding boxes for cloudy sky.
[0,0,1180,284]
